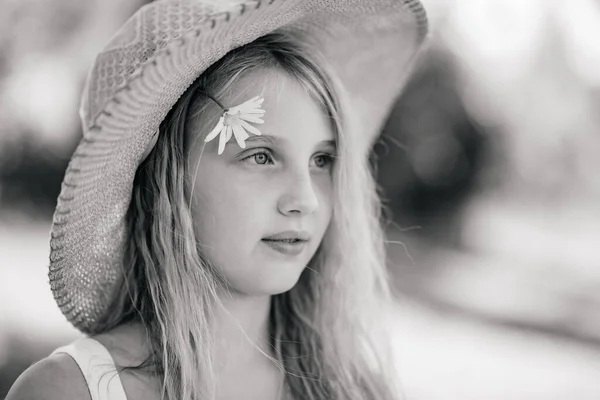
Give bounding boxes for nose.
[277,171,319,216]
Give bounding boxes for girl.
[8,0,428,399]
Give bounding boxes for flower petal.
[242,103,264,113]
[224,124,233,141]
[239,108,265,115]
[218,125,232,155]
[228,96,264,114]
[231,122,248,148]
[240,101,264,112]
[233,120,249,140]
[204,116,225,143]
[238,119,262,136]
[238,115,264,124]
[252,96,265,106]
[241,96,261,107]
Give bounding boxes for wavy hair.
[95,30,400,400]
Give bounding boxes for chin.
[267,281,298,295]
[240,267,304,296]
[261,277,302,296]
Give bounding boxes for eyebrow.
[227,134,337,150]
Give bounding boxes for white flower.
[204,96,265,155]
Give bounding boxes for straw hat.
[49,0,429,333]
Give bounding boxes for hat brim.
[50,0,428,333]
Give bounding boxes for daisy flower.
[204,96,265,155]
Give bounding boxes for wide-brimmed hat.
[49,0,429,333]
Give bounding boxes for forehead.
[207,68,335,144]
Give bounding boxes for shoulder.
[5,353,91,400]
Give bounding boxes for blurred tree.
[0,131,76,219]
[375,50,489,247]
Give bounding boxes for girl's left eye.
[241,150,274,165]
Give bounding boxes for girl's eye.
[241,150,274,165]
[313,154,335,169]
[254,152,272,165]
[240,150,335,168]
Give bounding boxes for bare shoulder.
[92,321,162,399]
[5,353,91,400]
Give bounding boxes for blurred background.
[1,0,600,398]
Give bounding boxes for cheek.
[314,174,335,226]
[190,172,270,261]
[191,166,334,265]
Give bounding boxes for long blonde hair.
[96,30,399,400]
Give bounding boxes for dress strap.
[51,337,128,400]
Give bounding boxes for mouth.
[262,230,311,242]
[261,238,308,256]
[262,238,305,244]
[261,231,310,256]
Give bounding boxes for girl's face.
[187,68,336,296]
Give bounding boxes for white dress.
[51,337,128,400]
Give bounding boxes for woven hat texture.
[49,0,429,333]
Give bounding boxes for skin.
[188,67,337,399]
[6,67,337,400]
[188,67,336,297]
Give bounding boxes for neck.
[214,292,273,373]
[121,292,275,375]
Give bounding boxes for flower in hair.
[204,96,265,155]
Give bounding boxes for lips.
[262,238,302,243]
[262,238,308,256]
[261,230,310,256]
[262,230,310,242]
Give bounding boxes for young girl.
[8,0,428,399]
